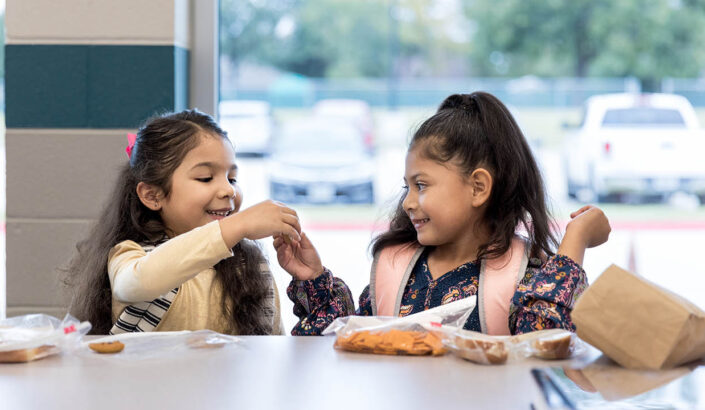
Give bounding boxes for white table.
[1,335,702,409]
[0,335,568,410]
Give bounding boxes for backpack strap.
[371,243,422,316]
[478,236,529,335]
[371,236,528,334]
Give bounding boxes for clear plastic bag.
[513,328,586,360]
[444,328,588,365]
[444,329,520,365]
[323,296,476,356]
[77,330,242,361]
[0,314,91,363]
[322,295,477,336]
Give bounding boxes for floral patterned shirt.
[287,250,587,336]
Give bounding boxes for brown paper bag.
[572,264,705,369]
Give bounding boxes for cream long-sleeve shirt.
[108,221,284,335]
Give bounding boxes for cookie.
[88,340,125,354]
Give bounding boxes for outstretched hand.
[219,200,302,248]
[557,205,611,265]
[567,205,611,248]
[273,232,324,281]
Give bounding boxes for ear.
[468,168,492,207]
[136,182,164,211]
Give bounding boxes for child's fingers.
[570,205,591,218]
[298,232,316,249]
[273,233,297,249]
[281,213,302,235]
[275,201,300,222]
[283,226,302,242]
[570,205,593,219]
[279,204,299,218]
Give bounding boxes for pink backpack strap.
[370,243,422,316]
[478,236,529,335]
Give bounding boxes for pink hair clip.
[126,133,137,159]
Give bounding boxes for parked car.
[312,99,375,152]
[268,118,375,204]
[219,100,273,156]
[564,93,705,203]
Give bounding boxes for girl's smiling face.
[402,145,485,247]
[158,133,242,237]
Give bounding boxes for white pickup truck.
[564,93,705,202]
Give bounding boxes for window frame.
[189,0,219,119]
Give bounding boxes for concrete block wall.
[5,0,191,318]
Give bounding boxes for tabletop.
[0,334,572,410]
[1,334,703,410]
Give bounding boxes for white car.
[313,99,375,152]
[219,100,273,156]
[564,93,705,202]
[268,118,375,204]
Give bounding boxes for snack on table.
[0,314,91,363]
[335,329,446,356]
[0,345,56,363]
[511,329,575,360]
[88,340,125,354]
[186,334,226,349]
[452,334,508,365]
[531,331,573,360]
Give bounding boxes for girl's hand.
[273,232,324,281]
[557,205,611,265]
[220,200,302,248]
[566,205,611,248]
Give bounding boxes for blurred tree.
[259,0,391,77]
[220,0,468,78]
[221,0,705,81]
[466,0,705,80]
[219,0,293,74]
[393,0,472,77]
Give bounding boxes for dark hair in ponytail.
[372,92,558,261]
[63,109,273,335]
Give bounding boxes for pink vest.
[370,237,528,335]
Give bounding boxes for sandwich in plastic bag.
[445,328,582,365]
[0,314,91,363]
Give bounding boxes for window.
[602,108,685,127]
[216,1,705,330]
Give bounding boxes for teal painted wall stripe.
[6,45,189,128]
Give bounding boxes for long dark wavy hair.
[372,92,559,261]
[63,109,273,335]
